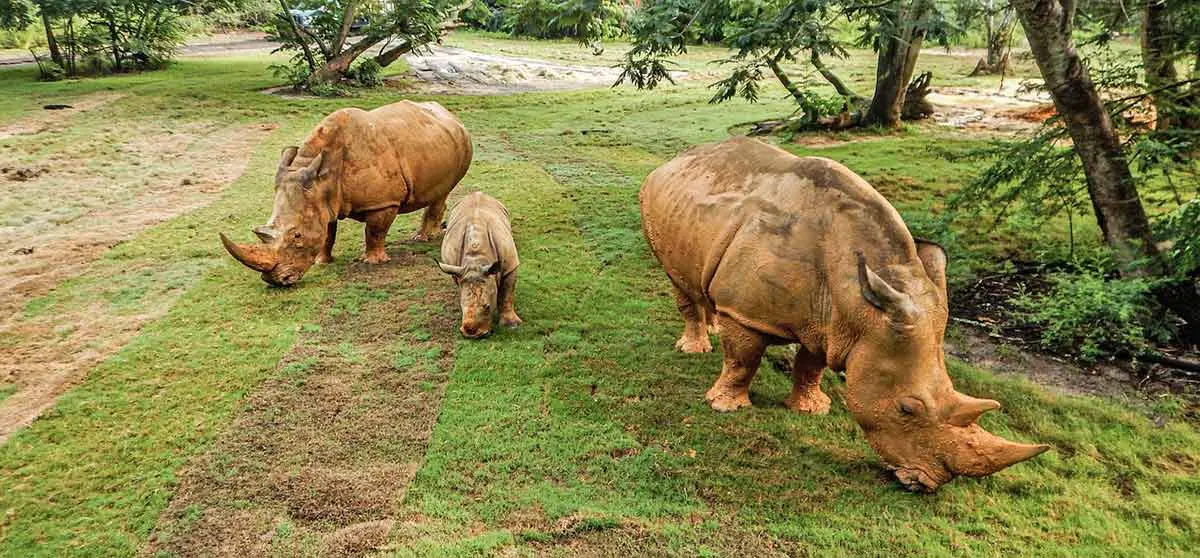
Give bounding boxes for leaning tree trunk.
[1012,0,1157,270]
[39,11,63,67]
[309,35,385,84]
[863,0,933,127]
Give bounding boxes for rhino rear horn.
[857,252,918,323]
[297,152,324,186]
[946,392,1001,427]
[221,232,278,273]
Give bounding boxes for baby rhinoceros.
[437,192,522,338]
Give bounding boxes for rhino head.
[846,243,1048,492]
[438,260,501,338]
[221,147,331,287]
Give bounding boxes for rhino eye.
[898,397,924,416]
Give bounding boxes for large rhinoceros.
[640,137,1048,492]
[221,100,472,286]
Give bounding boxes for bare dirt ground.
[144,248,458,557]
[0,95,274,442]
[928,80,1052,133]
[390,45,630,95]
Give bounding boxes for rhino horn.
[253,225,280,244]
[857,252,918,323]
[946,392,1002,427]
[220,232,278,273]
[437,261,466,276]
[944,425,1050,477]
[276,146,299,182]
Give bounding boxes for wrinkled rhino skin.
[438,192,522,338]
[640,137,1048,492]
[221,100,472,286]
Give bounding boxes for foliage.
[267,0,453,89]
[459,0,627,40]
[347,56,382,86]
[1013,271,1174,363]
[1157,198,1200,277]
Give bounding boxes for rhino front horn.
[220,232,278,273]
[944,425,1050,478]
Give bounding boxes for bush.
[348,58,384,87]
[1012,271,1174,362]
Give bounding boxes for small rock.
[13,247,33,255]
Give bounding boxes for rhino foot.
[705,386,751,412]
[675,336,712,353]
[360,252,390,264]
[501,313,523,328]
[316,254,335,264]
[784,389,831,415]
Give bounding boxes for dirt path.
[0,95,274,442]
[144,247,458,557]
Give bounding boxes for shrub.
[1012,271,1174,362]
[349,58,384,87]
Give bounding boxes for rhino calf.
[221,100,472,286]
[640,137,1048,492]
[438,192,522,338]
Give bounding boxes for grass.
[0,31,1196,557]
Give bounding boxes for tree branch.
[810,50,865,103]
[277,0,317,71]
[331,0,358,58]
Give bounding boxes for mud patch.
[0,99,275,442]
[391,45,632,95]
[144,248,458,557]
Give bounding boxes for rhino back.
[441,192,518,274]
[642,137,922,346]
[301,101,472,216]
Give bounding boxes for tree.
[269,0,466,90]
[1140,0,1200,130]
[956,0,1015,76]
[615,0,952,130]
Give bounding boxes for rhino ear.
[914,239,947,305]
[297,152,324,188]
[276,146,299,182]
[482,261,501,275]
[857,252,918,324]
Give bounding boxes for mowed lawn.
[0,33,1198,557]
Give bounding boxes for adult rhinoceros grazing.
[221,100,472,286]
[640,137,1048,492]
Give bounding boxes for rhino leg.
[704,315,765,412]
[672,284,712,353]
[412,197,448,242]
[361,207,397,264]
[498,270,522,328]
[316,221,337,264]
[784,348,831,415]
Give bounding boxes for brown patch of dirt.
[0,100,275,442]
[143,247,458,557]
[0,92,124,139]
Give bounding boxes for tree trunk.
[372,40,413,68]
[105,12,121,72]
[1012,0,1157,270]
[278,0,317,72]
[331,0,358,58]
[39,11,63,67]
[863,0,933,127]
[810,51,865,104]
[767,56,818,121]
[971,7,1015,76]
[310,35,384,84]
[1142,0,1178,130]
